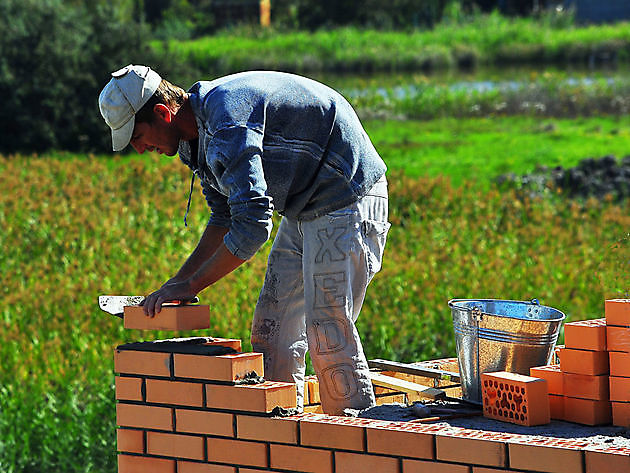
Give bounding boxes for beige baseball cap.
[99,64,162,151]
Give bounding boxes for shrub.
[0,0,156,153]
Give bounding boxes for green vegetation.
[368,116,630,185]
[2,116,629,471]
[345,71,630,121]
[156,15,630,77]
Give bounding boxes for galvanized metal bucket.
[449,298,565,404]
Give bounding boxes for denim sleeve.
[202,180,231,228]
[207,126,274,260]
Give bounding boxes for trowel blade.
[98,295,146,318]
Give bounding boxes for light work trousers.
[251,177,390,415]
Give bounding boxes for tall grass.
[154,14,630,77]
[1,134,628,470]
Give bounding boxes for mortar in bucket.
[449,298,565,404]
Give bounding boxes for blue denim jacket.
[177,71,386,260]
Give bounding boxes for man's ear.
[153,104,173,124]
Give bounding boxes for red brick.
[508,442,584,473]
[206,438,268,468]
[116,403,173,430]
[145,379,203,407]
[116,428,144,453]
[123,304,210,330]
[481,371,549,426]
[530,365,563,395]
[206,381,296,413]
[237,415,298,444]
[115,376,143,401]
[114,349,171,376]
[306,375,320,404]
[559,348,609,375]
[177,461,236,473]
[605,299,630,326]
[118,453,175,473]
[606,326,630,352]
[610,376,630,402]
[203,338,242,351]
[176,409,234,437]
[300,418,364,451]
[174,352,264,382]
[403,458,470,473]
[334,451,399,473]
[549,394,564,420]
[610,352,630,377]
[563,373,609,400]
[270,444,333,473]
[564,318,607,351]
[612,402,630,427]
[586,448,630,473]
[367,425,434,459]
[147,431,205,460]
[436,434,507,467]
[563,397,611,426]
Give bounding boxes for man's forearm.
[188,242,246,294]
[173,224,230,281]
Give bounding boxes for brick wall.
[114,334,629,473]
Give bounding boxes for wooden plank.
[369,372,446,401]
[369,359,461,383]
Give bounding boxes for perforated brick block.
[606,299,630,326]
[564,318,606,351]
[174,352,263,382]
[563,373,609,400]
[563,397,612,426]
[610,352,630,377]
[206,381,297,413]
[559,348,609,375]
[606,326,630,352]
[530,364,563,395]
[123,304,210,330]
[612,402,630,427]
[610,376,630,402]
[549,394,564,420]
[481,371,550,426]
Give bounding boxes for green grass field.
[154,15,630,77]
[1,115,629,471]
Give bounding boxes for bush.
[0,0,157,153]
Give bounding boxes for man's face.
[130,107,179,156]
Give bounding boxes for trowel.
[98,295,199,318]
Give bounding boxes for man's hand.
[142,279,197,317]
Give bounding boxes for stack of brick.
[531,317,611,425]
[606,299,630,427]
[529,299,630,427]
